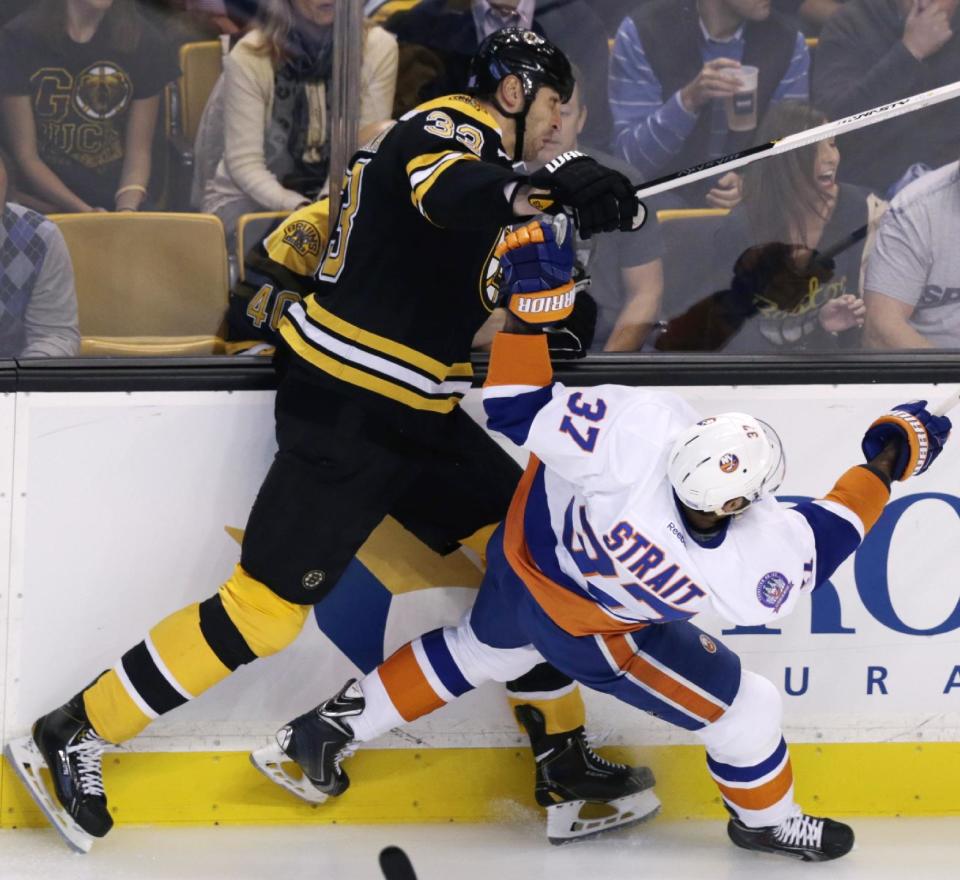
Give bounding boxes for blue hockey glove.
[495,217,575,325]
[861,400,952,481]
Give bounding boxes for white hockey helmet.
[668,413,786,515]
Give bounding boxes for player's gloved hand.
[495,217,575,325]
[861,401,952,481]
[527,151,645,239]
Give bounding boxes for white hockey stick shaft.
[931,387,960,418]
[633,79,960,202]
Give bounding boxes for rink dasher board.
[3,385,960,755]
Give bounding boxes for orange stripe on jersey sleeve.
[603,634,726,724]
[716,760,794,811]
[378,643,446,722]
[502,459,648,638]
[484,332,553,389]
[825,465,891,533]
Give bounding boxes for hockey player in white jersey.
[252,218,952,857]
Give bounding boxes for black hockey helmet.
[467,28,574,162]
[468,27,575,104]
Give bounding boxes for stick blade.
[379,845,418,880]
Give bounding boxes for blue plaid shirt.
[610,16,810,177]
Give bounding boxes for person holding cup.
[610,0,811,208]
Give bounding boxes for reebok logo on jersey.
[667,522,686,545]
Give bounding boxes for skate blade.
[249,742,330,804]
[3,737,94,854]
[546,787,661,845]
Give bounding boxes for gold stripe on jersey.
[406,149,463,178]
[406,151,480,220]
[279,317,463,413]
[406,94,502,134]
[304,297,472,382]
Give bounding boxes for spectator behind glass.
[609,0,810,209]
[0,154,81,357]
[707,102,881,352]
[382,0,612,149]
[533,78,665,352]
[813,0,960,196]
[773,0,849,32]
[605,1,848,37]
[0,0,178,214]
[863,158,960,349]
[597,0,643,35]
[134,0,250,41]
[0,1,32,27]
[196,0,398,245]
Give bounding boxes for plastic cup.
[724,65,759,132]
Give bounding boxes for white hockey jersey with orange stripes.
[482,333,890,637]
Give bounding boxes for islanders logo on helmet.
[756,571,794,613]
[719,453,739,473]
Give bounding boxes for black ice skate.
[250,679,363,804]
[515,704,660,844]
[727,810,855,861]
[4,691,112,853]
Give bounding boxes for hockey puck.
[379,845,418,880]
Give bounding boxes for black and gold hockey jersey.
[226,200,331,344]
[277,94,521,416]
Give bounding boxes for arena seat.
[49,213,230,356]
[656,209,730,322]
[235,211,290,281]
[176,40,224,144]
[164,40,224,209]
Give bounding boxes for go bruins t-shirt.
[0,15,177,208]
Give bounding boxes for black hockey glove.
[528,151,645,239]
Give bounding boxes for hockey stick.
[631,79,960,206]
[931,388,960,418]
[379,845,418,880]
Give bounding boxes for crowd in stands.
[0,0,957,357]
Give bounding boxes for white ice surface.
[1,818,959,880]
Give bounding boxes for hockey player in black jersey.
[4,29,652,852]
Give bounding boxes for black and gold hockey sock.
[84,565,309,743]
[507,663,586,736]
